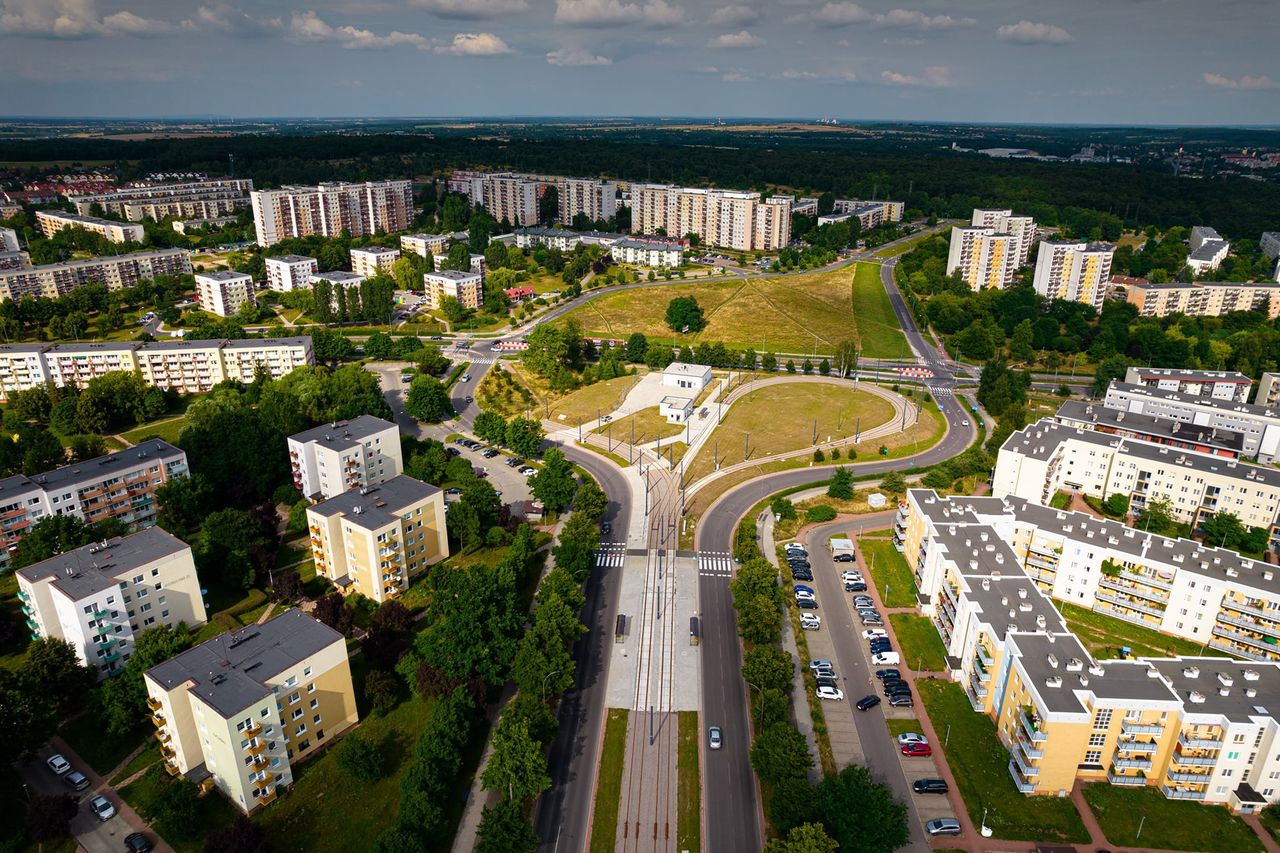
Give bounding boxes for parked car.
[785,543,806,554]
[460,374,470,382]
[809,659,833,670]
[901,742,932,757]
[791,570,814,582]
[445,447,461,457]
[889,695,914,708]
[913,778,949,794]
[860,614,884,626]
[506,457,522,467]
[46,754,71,775]
[797,598,818,610]
[855,695,881,711]
[812,667,835,680]
[64,771,89,791]
[815,676,839,689]
[847,582,868,592]
[519,467,536,476]
[799,613,821,630]
[124,833,154,853]
[840,569,862,581]
[853,595,874,608]
[794,590,816,602]
[793,584,815,596]
[897,733,928,746]
[875,668,901,680]
[89,794,116,821]
[482,449,498,458]
[869,641,893,654]
[833,553,856,563]
[862,628,888,640]
[815,686,845,701]
[708,726,722,750]
[872,652,900,665]
[925,819,962,837]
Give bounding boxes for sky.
[0,0,1277,125]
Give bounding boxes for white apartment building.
[485,174,540,227]
[250,180,413,247]
[947,226,1019,290]
[350,246,399,278]
[558,177,617,223]
[265,255,318,293]
[610,239,683,268]
[1256,374,1280,408]
[287,415,403,501]
[0,248,192,302]
[310,271,365,310]
[1103,382,1280,462]
[1127,280,1280,319]
[832,199,905,222]
[1124,368,1252,403]
[17,528,207,678]
[35,210,144,244]
[1192,226,1223,252]
[195,270,256,318]
[306,475,448,603]
[1188,241,1231,275]
[68,179,254,220]
[972,208,1037,265]
[400,233,449,258]
[145,610,358,813]
[171,216,237,235]
[136,339,228,394]
[629,184,791,252]
[1261,232,1280,262]
[0,226,19,252]
[220,338,314,384]
[423,270,483,310]
[1033,241,1114,308]
[514,226,584,251]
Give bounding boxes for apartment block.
[287,415,402,501]
[1123,367,1253,403]
[145,609,358,813]
[310,271,365,310]
[35,210,144,244]
[1127,280,1280,319]
[0,344,52,399]
[1033,241,1114,308]
[306,475,448,603]
[1261,232,1280,262]
[136,339,228,393]
[1256,374,1280,408]
[1189,239,1231,275]
[0,248,192,302]
[947,226,1019,290]
[0,226,19,252]
[349,246,399,278]
[483,174,540,227]
[1057,400,1245,459]
[559,177,617,223]
[972,208,1037,265]
[0,439,188,568]
[423,270,483,310]
[195,271,256,318]
[896,488,1280,810]
[1103,381,1280,462]
[514,226,584,251]
[610,238,682,268]
[68,179,254,220]
[822,199,906,230]
[171,217,237,235]
[629,184,791,252]
[0,251,29,271]
[250,180,413,247]
[16,528,206,678]
[219,338,314,384]
[400,232,449,258]
[264,255,317,293]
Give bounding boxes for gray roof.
[29,439,184,494]
[137,338,229,352]
[1055,400,1246,454]
[1149,657,1280,723]
[0,343,52,353]
[615,238,680,251]
[427,269,480,282]
[147,609,343,718]
[0,248,188,277]
[289,415,396,450]
[46,341,141,355]
[17,527,189,602]
[957,567,1067,636]
[1007,632,1095,714]
[308,474,439,531]
[223,336,311,350]
[196,270,250,282]
[1126,367,1250,385]
[1189,239,1229,262]
[0,473,42,501]
[268,254,315,264]
[352,246,398,255]
[313,271,364,284]
[1107,381,1280,419]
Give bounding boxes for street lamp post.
[541,668,562,702]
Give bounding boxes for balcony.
[1166,770,1211,783]
[96,637,117,650]
[1171,751,1217,767]
[147,696,162,711]
[1112,756,1154,771]
[245,722,262,738]
[154,730,171,744]
[102,652,120,665]
[251,756,269,770]
[1221,597,1280,622]
[164,761,180,777]
[161,745,175,759]
[1016,733,1045,760]
[1120,569,1172,590]
[1121,720,1164,736]
[1008,760,1036,794]
[1011,741,1041,776]
[149,713,165,728]
[1115,739,1158,754]
[383,587,401,599]
[92,609,110,620]
[1162,786,1207,801]
[1099,576,1169,603]
[1212,625,1280,655]
[1178,732,1223,750]
[1107,771,1147,786]
[1207,639,1270,661]
[1217,613,1280,641]
[976,645,994,668]
[1095,591,1167,619]
[16,589,29,602]
[257,771,275,787]
[258,788,278,806]
[968,671,989,699]
[1020,708,1048,742]
[247,741,267,756]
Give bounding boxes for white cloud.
[707,29,764,48]
[880,65,953,87]
[0,0,173,38]
[1203,72,1278,91]
[289,11,430,50]
[708,4,758,26]
[810,2,870,25]
[783,68,857,83]
[721,71,750,82]
[411,0,528,19]
[442,31,513,55]
[693,65,720,74]
[554,0,684,27]
[996,20,1073,45]
[874,9,973,31]
[183,4,282,36]
[547,47,611,65]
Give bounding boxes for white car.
[799,613,821,630]
[871,652,901,666]
[897,733,928,746]
[519,467,536,476]
[809,659,833,670]
[816,685,845,701]
[794,589,816,601]
[862,628,888,640]
[841,570,864,582]
[46,754,71,775]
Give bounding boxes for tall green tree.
[665,296,705,332]
[529,448,577,512]
[482,717,550,802]
[405,375,452,423]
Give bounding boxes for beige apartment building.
[288,415,403,501]
[195,270,256,318]
[145,609,358,813]
[219,337,314,384]
[1103,382,1280,462]
[35,210,144,244]
[1033,240,1114,308]
[484,174,541,227]
[1126,280,1280,319]
[306,475,447,603]
[629,184,791,251]
[896,488,1280,811]
[68,179,254,220]
[250,180,413,247]
[349,246,400,278]
[265,255,317,293]
[423,270,483,310]
[400,233,449,258]
[972,208,1038,265]
[0,248,192,302]
[17,527,207,678]
[947,226,1019,290]
[558,177,617,223]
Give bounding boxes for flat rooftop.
[1149,658,1280,723]
[1106,381,1280,420]
[289,415,396,450]
[18,527,189,602]
[427,269,480,282]
[268,254,315,264]
[308,475,439,532]
[28,439,184,494]
[1055,400,1246,454]
[1126,367,1251,385]
[196,270,250,282]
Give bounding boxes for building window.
[1093,709,1113,730]
[1088,733,1105,747]
[290,692,301,704]
[313,714,321,724]
[292,708,303,720]
[310,699,318,709]
[1084,750,1102,765]
[296,723,307,734]
[307,683,316,694]
[304,666,312,678]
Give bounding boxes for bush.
[1103,493,1129,516]
[364,669,401,714]
[336,731,388,783]
[805,505,837,523]
[813,449,825,462]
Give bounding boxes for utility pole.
[744,431,750,461]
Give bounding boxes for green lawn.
[888,613,948,673]
[1260,806,1280,842]
[592,405,685,445]
[110,742,162,786]
[1049,491,1071,510]
[860,539,918,607]
[590,708,630,853]
[1056,600,1205,660]
[916,681,1089,843]
[1082,783,1262,853]
[677,710,701,853]
[850,262,912,358]
[549,373,644,423]
[872,231,938,259]
[885,717,921,739]
[119,765,238,852]
[120,414,188,446]
[0,571,32,672]
[61,712,148,777]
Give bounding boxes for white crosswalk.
[928,385,953,398]
[468,356,498,366]
[698,550,735,578]
[595,543,626,568]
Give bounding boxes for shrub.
[336,731,388,783]
[805,505,837,523]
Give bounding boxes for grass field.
[61,713,148,776]
[109,742,162,786]
[590,708,630,853]
[119,765,237,852]
[885,717,921,739]
[549,373,644,424]
[1056,600,1205,660]
[1082,783,1262,853]
[916,681,1090,843]
[888,614,948,672]
[593,405,685,445]
[684,383,895,483]
[677,710,701,853]
[120,414,188,445]
[562,266,910,356]
[861,539,918,608]
[872,231,938,259]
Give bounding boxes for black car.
[815,676,839,689]
[886,685,912,698]
[796,598,818,610]
[846,582,868,592]
[913,778,949,794]
[791,570,814,581]
[875,668,901,680]
[602,522,612,535]
[124,833,154,853]
[834,553,856,563]
[869,642,893,654]
[854,695,881,711]
[445,447,461,457]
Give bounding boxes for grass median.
[888,613,948,673]
[1082,782,1262,853]
[677,710,702,853]
[860,539,918,608]
[589,708,630,853]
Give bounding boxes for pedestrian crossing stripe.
[928,386,953,398]
[595,543,626,568]
[698,551,735,578]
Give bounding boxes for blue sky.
[1,0,1276,124]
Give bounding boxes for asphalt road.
[16,748,141,853]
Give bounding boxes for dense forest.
[2,133,1278,238]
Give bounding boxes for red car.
[901,742,933,757]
